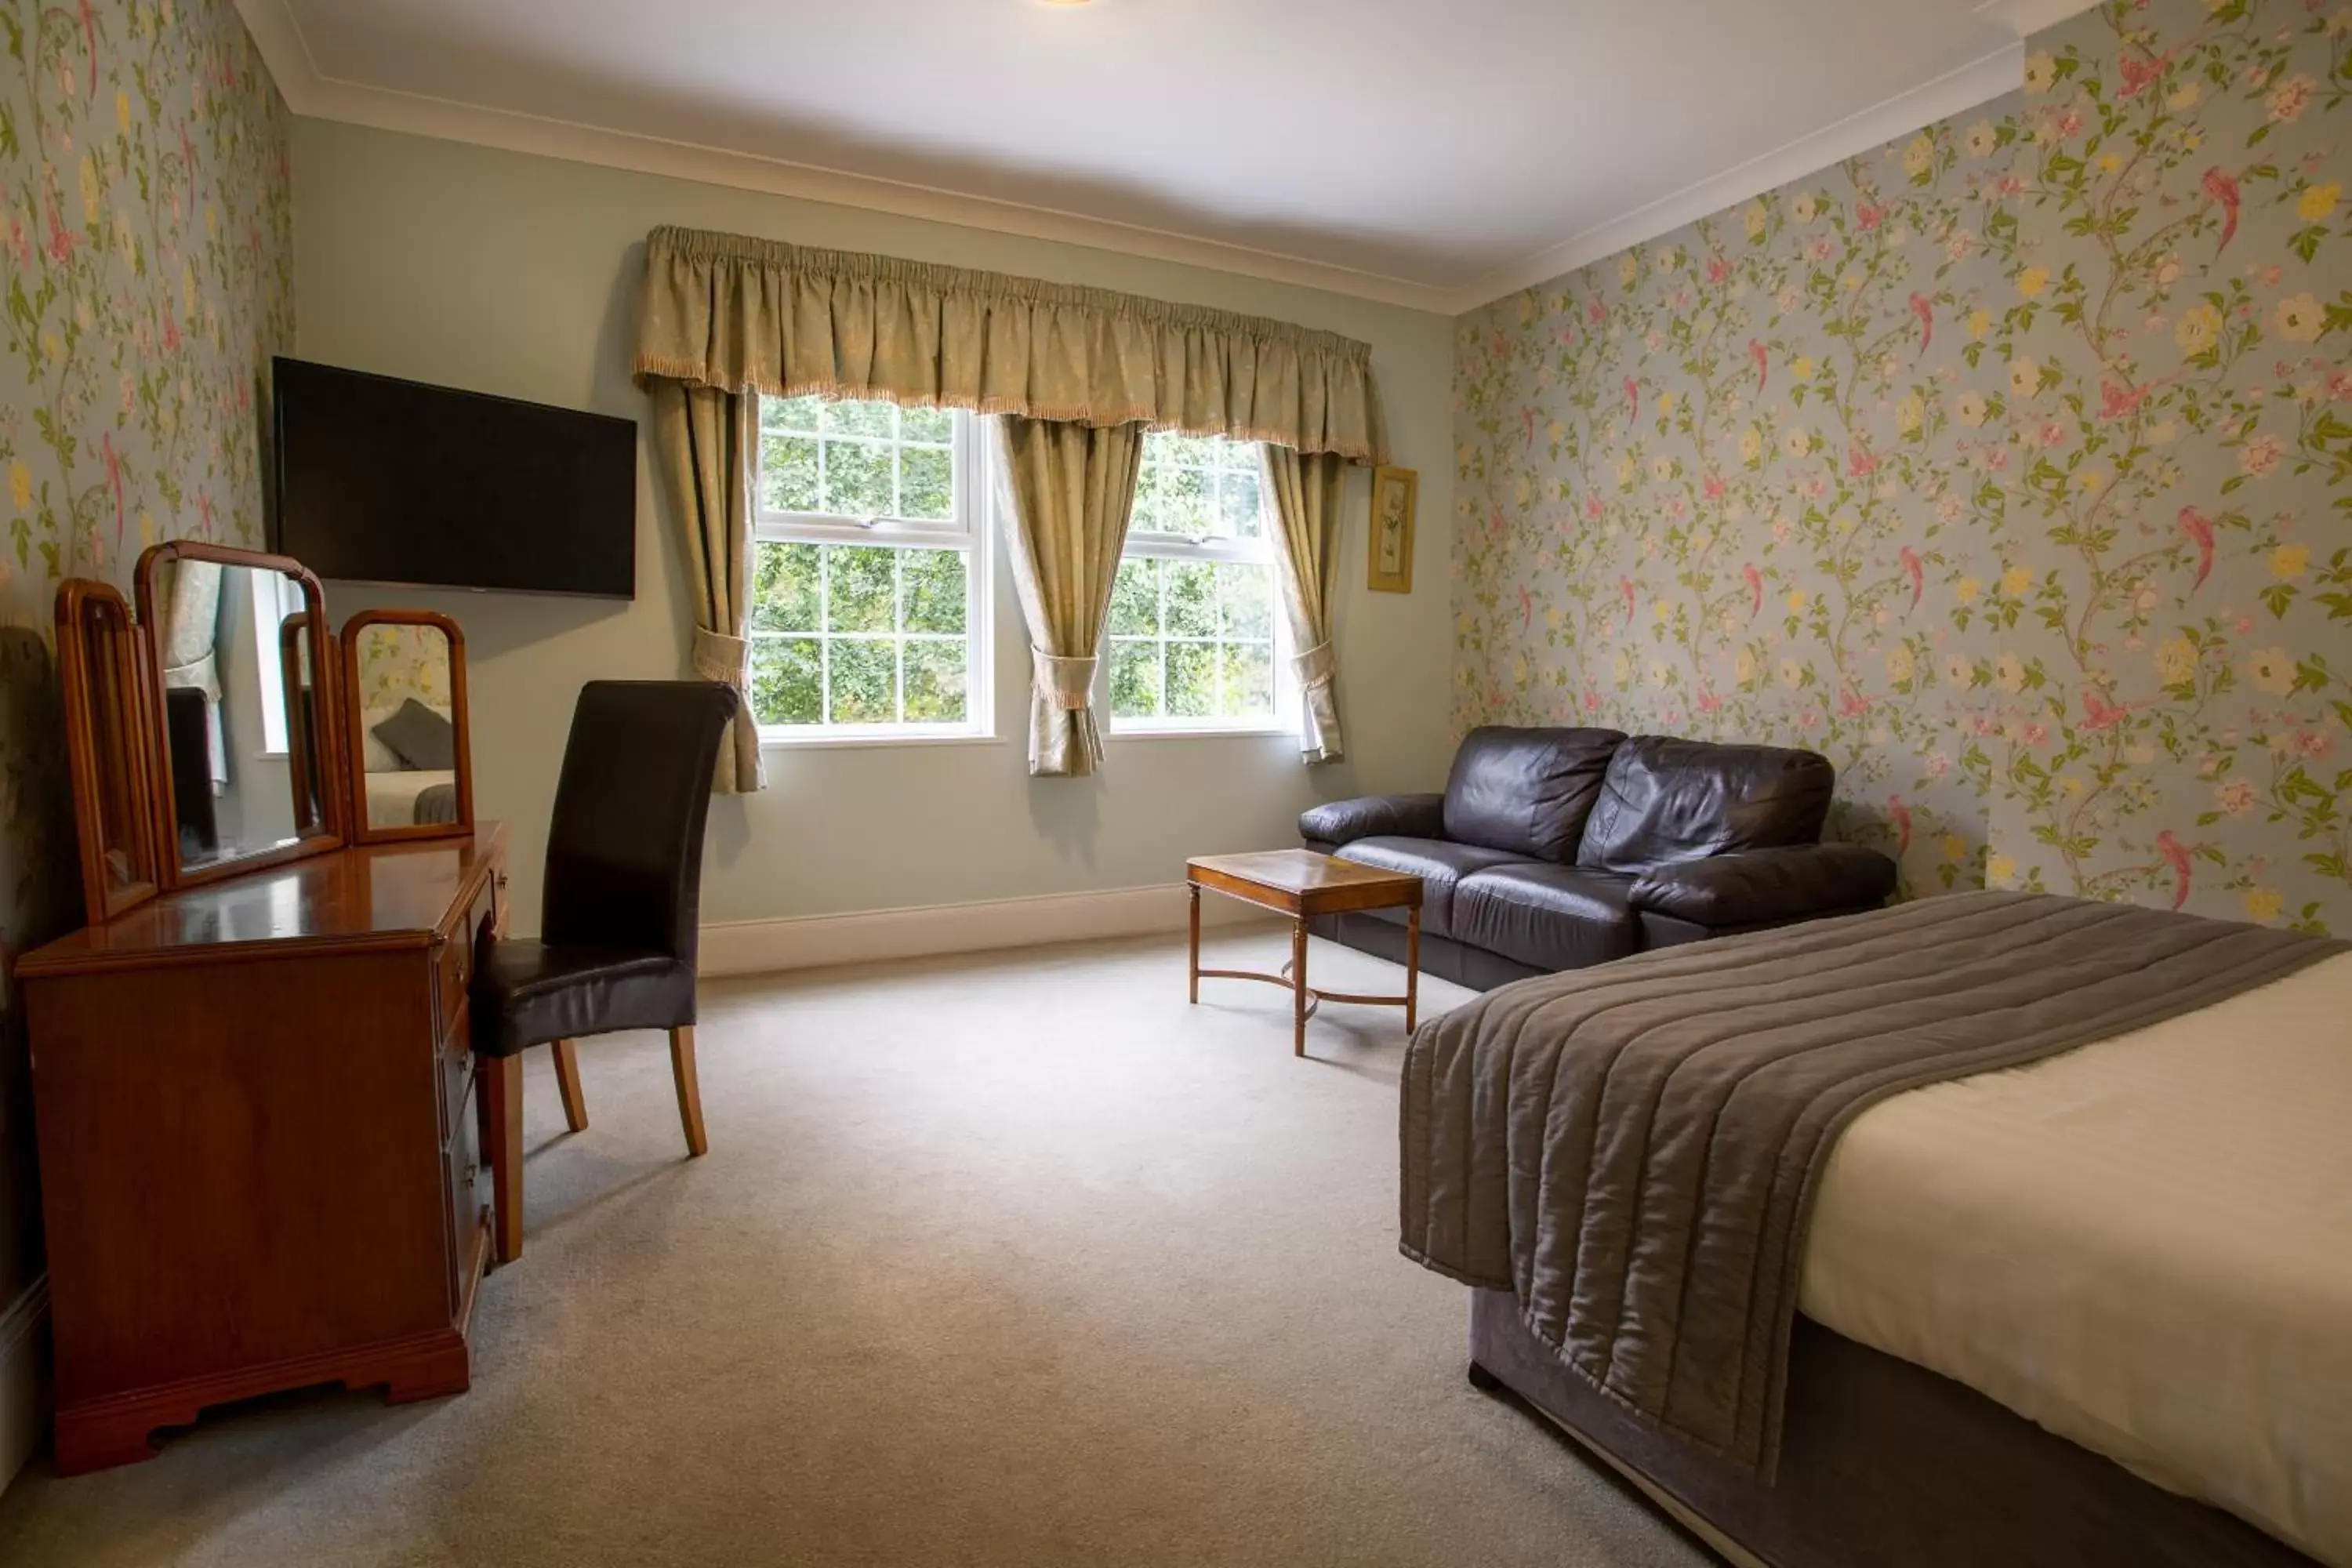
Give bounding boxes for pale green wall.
[289,119,1456,934]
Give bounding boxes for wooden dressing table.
[16,822,507,1473]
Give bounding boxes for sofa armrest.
[1298,793,1446,848]
[1628,844,1896,928]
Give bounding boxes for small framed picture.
[1367,466,1417,593]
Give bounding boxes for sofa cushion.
[1442,726,1628,861]
[1577,737,1835,875]
[1332,837,1527,938]
[1451,864,1641,973]
[1298,792,1445,848]
[1628,843,1896,927]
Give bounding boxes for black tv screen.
[270,357,637,598]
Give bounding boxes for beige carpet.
[0,928,1705,1568]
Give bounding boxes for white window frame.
[250,568,297,757]
[1109,439,1298,739]
[750,402,995,748]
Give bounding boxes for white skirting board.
[699,881,1274,978]
[0,1276,48,1496]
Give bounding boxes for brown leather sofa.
[1300,726,1896,990]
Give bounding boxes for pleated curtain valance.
[632,225,1388,463]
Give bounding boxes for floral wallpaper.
[0,0,291,1309]
[1454,0,2351,935]
[353,622,449,710]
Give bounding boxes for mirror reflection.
[282,613,327,833]
[351,621,460,831]
[155,560,330,870]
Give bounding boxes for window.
[1108,433,1290,733]
[250,569,299,756]
[749,396,989,741]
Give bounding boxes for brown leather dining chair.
[470,680,741,1264]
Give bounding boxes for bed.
[361,767,459,828]
[1401,891,2349,1568]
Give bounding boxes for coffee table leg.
[1292,916,1309,1057]
[1187,882,1200,1004]
[1406,906,1421,1032]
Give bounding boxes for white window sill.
[760,729,1004,753]
[1109,724,1298,742]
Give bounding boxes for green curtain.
[634,226,1387,463]
[1262,447,1349,763]
[647,380,763,793]
[994,417,1147,777]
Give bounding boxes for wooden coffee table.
[1186,849,1424,1055]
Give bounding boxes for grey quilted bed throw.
[1399,891,2343,1476]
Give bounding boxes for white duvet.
[363,768,456,828]
[1802,950,2352,1566]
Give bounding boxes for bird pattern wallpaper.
[0,0,292,1304]
[1453,0,2351,934]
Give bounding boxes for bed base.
[1466,1288,2314,1568]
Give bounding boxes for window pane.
[1127,460,1176,535]
[1219,642,1276,718]
[1166,641,1217,718]
[1109,639,1161,719]
[902,405,952,444]
[763,395,822,434]
[1219,471,1263,539]
[902,639,967,724]
[1165,560,1217,637]
[1216,561,1275,641]
[820,398,895,439]
[1155,464,1214,536]
[900,548,967,634]
[1109,557,1159,636]
[827,545,896,633]
[1154,432,1216,470]
[751,541,822,632]
[761,435,821,513]
[829,637,896,724]
[899,444,953,521]
[750,637,822,726]
[824,440,893,517]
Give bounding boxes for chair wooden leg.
[550,1038,587,1133]
[669,1025,709,1158]
[482,1054,525,1265]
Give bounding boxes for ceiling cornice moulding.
[1449,41,2025,313]
[1976,0,2103,35]
[235,0,2102,322]
[231,0,1460,316]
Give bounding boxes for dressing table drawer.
[434,935,473,1041]
[438,1004,474,1142]
[433,873,500,1045]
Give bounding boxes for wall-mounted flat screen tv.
[270,357,637,598]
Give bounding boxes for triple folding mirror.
[53,544,477,923]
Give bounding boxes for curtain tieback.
[1031,648,1097,710]
[691,627,750,685]
[1289,639,1344,765]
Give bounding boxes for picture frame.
[1367,466,1417,593]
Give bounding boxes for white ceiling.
[238,0,2094,314]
